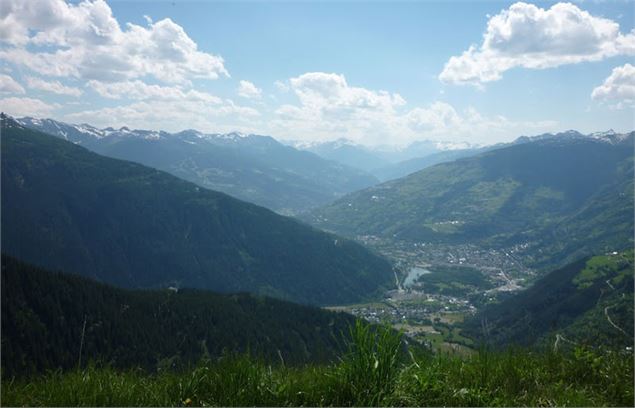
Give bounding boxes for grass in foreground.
[2,322,633,407]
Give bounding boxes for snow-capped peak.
[433,140,476,151]
[219,131,248,140]
[589,129,616,139]
[589,129,633,145]
[74,124,106,138]
[329,138,359,148]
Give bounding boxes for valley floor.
[328,237,537,353]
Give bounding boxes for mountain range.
[15,117,378,215]
[305,130,634,269]
[1,115,393,305]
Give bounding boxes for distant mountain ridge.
[289,130,628,182]
[371,146,491,182]
[287,138,390,173]
[14,116,378,215]
[1,115,393,305]
[16,116,270,144]
[286,137,477,176]
[512,129,631,146]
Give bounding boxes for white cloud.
[237,80,262,99]
[274,80,289,92]
[68,78,258,133]
[0,96,60,117]
[591,63,635,108]
[440,2,635,85]
[403,102,556,144]
[0,0,228,84]
[0,74,24,94]
[269,72,407,145]
[289,72,406,111]
[269,71,555,145]
[64,99,260,134]
[87,80,221,103]
[405,102,462,132]
[26,76,82,96]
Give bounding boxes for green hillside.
[306,135,634,268]
[462,251,634,348]
[1,116,393,305]
[1,255,358,377]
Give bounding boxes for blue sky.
[0,0,633,146]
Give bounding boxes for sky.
[0,0,633,146]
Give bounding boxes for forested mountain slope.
[462,251,634,348]
[1,116,393,305]
[1,255,358,377]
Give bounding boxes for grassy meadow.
[2,322,632,407]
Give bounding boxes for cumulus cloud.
[0,0,237,130]
[269,72,408,144]
[270,72,555,145]
[289,72,406,111]
[440,2,635,85]
[237,80,262,99]
[0,0,228,84]
[0,96,60,117]
[591,63,635,108]
[26,76,82,96]
[0,74,24,94]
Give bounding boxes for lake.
[403,266,431,288]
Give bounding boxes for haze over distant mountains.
[1,116,393,305]
[15,117,378,215]
[288,130,630,183]
[286,138,479,181]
